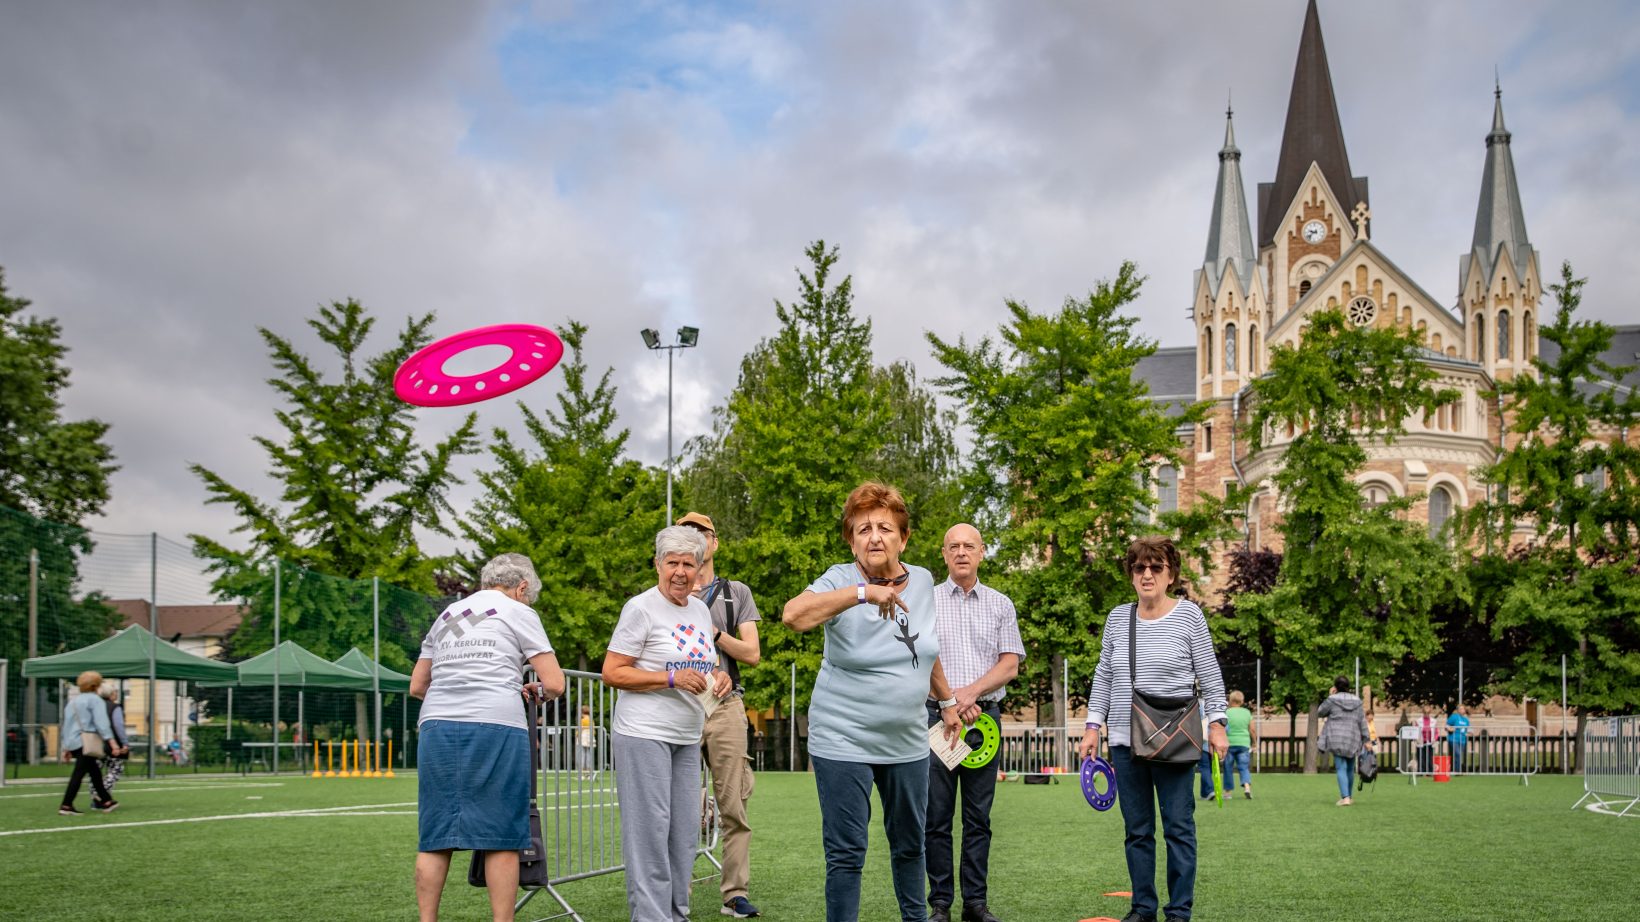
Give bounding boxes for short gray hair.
[479,553,542,604]
[654,525,707,567]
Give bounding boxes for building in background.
[105,600,242,745]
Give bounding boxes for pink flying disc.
[394,324,563,408]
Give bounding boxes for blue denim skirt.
[417,719,531,852]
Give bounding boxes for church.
[1137,0,1639,575]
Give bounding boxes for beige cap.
[675,511,715,532]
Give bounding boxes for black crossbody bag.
[1127,603,1204,763]
[469,694,550,890]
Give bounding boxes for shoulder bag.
[76,698,105,758]
[1127,602,1204,763]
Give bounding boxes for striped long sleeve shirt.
[1085,598,1228,747]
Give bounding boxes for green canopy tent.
[200,640,376,771]
[21,623,238,682]
[333,648,414,770]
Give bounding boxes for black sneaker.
[962,903,1002,922]
[1120,912,1157,922]
[58,805,83,816]
[929,904,951,922]
[1244,788,1252,800]
[92,799,119,813]
[722,896,760,918]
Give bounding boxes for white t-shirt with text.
[417,589,553,730]
[607,585,718,746]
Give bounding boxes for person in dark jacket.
[1316,676,1370,806]
[98,686,130,793]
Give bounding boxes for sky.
[3,0,1638,595]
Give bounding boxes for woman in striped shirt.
[1078,536,1228,922]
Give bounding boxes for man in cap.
[926,523,1024,922]
[678,511,763,919]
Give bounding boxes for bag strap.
[1127,602,1138,689]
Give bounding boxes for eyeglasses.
[1132,563,1169,576]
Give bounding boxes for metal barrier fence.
[515,669,720,922]
[1573,716,1640,816]
[995,725,1078,777]
[1395,725,1539,785]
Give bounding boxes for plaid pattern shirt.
[933,578,1026,702]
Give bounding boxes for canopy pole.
[1,658,9,787]
[273,558,281,775]
[148,532,158,780]
[298,690,304,773]
[373,577,382,751]
[227,687,233,740]
[26,550,37,765]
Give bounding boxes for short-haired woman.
[59,670,123,815]
[1078,536,1228,922]
[602,526,732,922]
[783,481,962,922]
[99,685,130,795]
[1317,675,1370,806]
[411,553,565,922]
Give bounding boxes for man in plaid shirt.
[925,523,1025,922]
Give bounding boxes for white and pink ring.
[393,324,564,408]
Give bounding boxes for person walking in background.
[1078,536,1229,922]
[677,510,765,920]
[1446,705,1470,773]
[1317,676,1371,806]
[98,686,129,794]
[924,523,1024,922]
[1222,691,1255,800]
[1195,709,1215,800]
[576,705,594,779]
[58,671,123,816]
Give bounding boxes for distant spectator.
[166,737,188,765]
[1417,709,1439,773]
[577,705,595,779]
[1316,676,1370,806]
[98,687,129,793]
[58,671,123,815]
[1446,706,1470,773]
[1222,690,1255,799]
[1196,708,1215,800]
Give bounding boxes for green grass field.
[1,770,1633,921]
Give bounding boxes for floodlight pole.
[273,558,281,775]
[373,577,382,751]
[640,327,699,524]
[26,549,37,765]
[148,532,158,780]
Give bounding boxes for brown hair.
[1124,535,1183,592]
[840,481,910,543]
[76,670,103,693]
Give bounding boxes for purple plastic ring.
[1081,756,1117,811]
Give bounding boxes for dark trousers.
[812,754,929,922]
[61,751,112,807]
[1196,748,1214,797]
[925,702,999,910]
[1110,745,1197,920]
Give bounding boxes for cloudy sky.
[4,0,1637,584]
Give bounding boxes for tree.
[463,321,664,671]
[0,267,117,524]
[1461,262,1640,766]
[190,299,478,666]
[1232,308,1460,771]
[928,261,1235,722]
[681,241,961,712]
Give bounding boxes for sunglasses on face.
[1132,563,1169,576]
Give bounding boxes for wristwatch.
[937,697,958,710]
[856,582,866,603]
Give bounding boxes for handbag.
[76,700,105,757]
[1127,603,1204,763]
[470,696,550,891]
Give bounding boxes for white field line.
[0,782,287,800]
[0,801,419,837]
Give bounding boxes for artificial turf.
[0,769,1632,920]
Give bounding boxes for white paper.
[928,723,971,769]
[696,686,722,719]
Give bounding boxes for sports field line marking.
[0,801,418,837]
[0,782,286,800]
[1585,801,1640,818]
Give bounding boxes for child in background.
[1223,690,1255,799]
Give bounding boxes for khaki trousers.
[702,695,755,901]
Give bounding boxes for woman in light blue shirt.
[784,481,962,922]
[59,670,122,815]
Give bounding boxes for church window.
[1203,328,1213,376]
[1523,311,1534,358]
[1583,466,1607,493]
[1298,280,1312,298]
[1224,323,1238,372]
[1361,482,1392,508]
[1347,296,1377,327]
[1428,485,1454,539]
[1202,422,1214,455]
[1497,310,1511,362]
[1475,313,1486,362]
[1157,464,1178,514]
[1249,325,1260,374]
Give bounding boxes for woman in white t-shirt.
[410,553,565,922]
[602,526,733,922]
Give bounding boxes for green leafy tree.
[1232,308,1460,771]
[928,262,1235,721]
[189,299,478,665]
[681,241,961,712]
[1461,263,1640,766]
[463,321,664,672]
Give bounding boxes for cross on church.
[1351,202,1371,240]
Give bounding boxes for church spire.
[1257,0,1368,248]
[1467,81,1532,289]
[1202,104,1257,294]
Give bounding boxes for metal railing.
[1573,716,1640,816]
[1395,725,1539,785]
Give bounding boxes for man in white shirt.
[926,524,1024,922]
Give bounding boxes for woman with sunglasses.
[784,481,962,922]
[1077,536,1228,922]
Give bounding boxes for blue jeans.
[1196,748,1214,797]
[1450,741,1467,772]
[812,755,929,922]
[1223,746,1251,788]
[1334,753,1356,798]
[1110,745,1197,920]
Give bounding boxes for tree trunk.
[1574,710,1588,774]
[1303,700,1321,774]
[1288,705,1299,770]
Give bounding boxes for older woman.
[411,553,565,922]
[602,525,733,922]
[59,670,122,816]
[1078,536,1228,922]
[783,481,962,922]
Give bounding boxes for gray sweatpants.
[613,731,701,921]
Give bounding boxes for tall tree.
[681,241,961,712]
[463,321,664,671]
[0,267,118,523]
[1461,263,1640,765]
[190,299,477,663]
[928,262,1235,721]
[1232,307,1460,770]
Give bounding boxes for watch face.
[1302,220,1326,244]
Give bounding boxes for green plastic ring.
[960,713,1001,769]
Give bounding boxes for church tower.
[1193,106,1269,402]
[1460,84,1541,380]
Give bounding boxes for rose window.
[1347,296,1377,327]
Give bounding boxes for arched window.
[1583,466,1607,492]
[1362,482,1392,508]
[1203,328,1214,377]
[1249,325,1260,375]
[1157,464,1178,514]
[1523,310,1534,358]
[1298,280,1312,298]
[1224,323,1238,372]
[1474,313,1486,362]
[1497,309,1511,362]
[1428,485,1454,539]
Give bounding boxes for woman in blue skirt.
[410,553,565,922]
